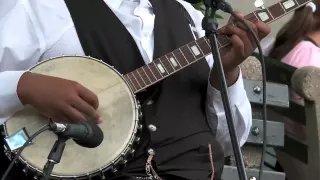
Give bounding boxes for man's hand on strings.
[210,12,270,88]
[220,12,270,71]
[17,72,102,124]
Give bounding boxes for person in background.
[269,1,320,68]
[269,2,320,180]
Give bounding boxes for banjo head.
[3,56,140,178]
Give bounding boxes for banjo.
[1,0,310,179]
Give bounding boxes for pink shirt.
[281,41,320,103]
[281,41,320,68]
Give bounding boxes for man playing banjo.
[0,0,270,179]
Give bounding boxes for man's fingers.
[72,96,100,122]
[77,85,99,110]
[51,114,70,123]
[234,17,270,40]
[227,11,270,41]
[220,25,250,47]
[229,35,245,57]
[236,20,258,36]
[234,20,258,48]
[255,20,271,39]
[65,106,87,122]
[220,34,244,69]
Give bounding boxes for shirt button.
[148,124,157,132]
[144,32,149,37]
[147,148,155,155]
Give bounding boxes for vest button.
[148,124,157,132]
[147,148,155,155]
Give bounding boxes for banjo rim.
[2,55,142,179]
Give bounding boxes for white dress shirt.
[0,0,252,156]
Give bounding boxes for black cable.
[43,160,55,180]
[228,10,267,180]
[1,125,51,180]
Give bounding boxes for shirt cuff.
[0,71,26,124]
[207,69,247,112]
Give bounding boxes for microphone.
[42,121,103,180]
[49,121,104,148]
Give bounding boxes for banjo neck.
[123,0,311,94]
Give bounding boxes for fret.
[143,65,157,82]
[215,38,223,48]
[137,68,151,85]
[148,62,163,79]
[188,42,204,58]
[280,0,299,12]
[132,71,145,88]
[296,0,310,5]
[293,0,299,5]
[136,69,148,86]
[186,45,197,59]
[157,58,169,76]
[217,34,230,48]
[191,40,205,57]
[268,3,286,19]
[172,49,188,67]
[124,74,137,92]
[127,73,141,90]
[279,1,287,11]
[266,7,274,19]
[181,45,196,63]
[244,13,259,22]
[179,48,190,63]
[196,37,211,55]
[166,53,182,70]
[159,56,174,74]
[254,9,273,23]
[204,37,211,48]
[153,60,168,77]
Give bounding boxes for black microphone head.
[73,121,104,148]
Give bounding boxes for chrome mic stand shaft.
[201,0,247,179]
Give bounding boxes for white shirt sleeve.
[0,1,46,124]
[177,1,252,156]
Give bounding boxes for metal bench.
[225,53,320,180]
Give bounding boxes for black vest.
[64,0,225,179]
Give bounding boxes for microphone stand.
[43,135,68,180]
[201,0,247,180]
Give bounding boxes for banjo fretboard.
[123,0,310,93]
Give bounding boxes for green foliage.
[192,2,224,19]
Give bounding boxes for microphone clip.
[47,135,68,164]
[202,0,233,35]
[49,121,67,133]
